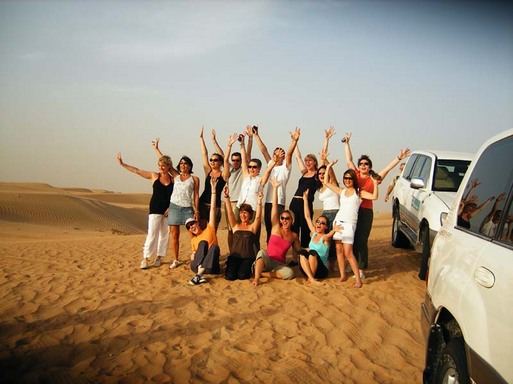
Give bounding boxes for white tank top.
[334,188,361,224]
[318,187,340,211]
[170,175,194,207]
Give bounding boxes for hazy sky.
[1,0,512,212]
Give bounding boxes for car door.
[403,155,432,234]
[454,134,513,382]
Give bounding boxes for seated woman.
[297,190,341,284]
[253,178,302,286]
[186,177,221,286]
[223,187,263,280]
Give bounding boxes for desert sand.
[0,182,426,383]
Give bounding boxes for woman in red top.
[343,132,410,276]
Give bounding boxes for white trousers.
[142,214,170,259]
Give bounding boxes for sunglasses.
[315,220,327,225]
[231,158,241,162]
[179,162,189,166]
[280,216,291,221]
[209,158,220,162]
[318,172,326,176]
[248,165,259,169]
[343,177,353,180]
[359,162,370,166]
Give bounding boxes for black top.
[199,171,226,208]
[292,174,320,202]
[149,175,173,214]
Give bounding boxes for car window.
[457,135,513,238]
[402,154,418,181]
[411,155,428,180]
[433,160,471,192]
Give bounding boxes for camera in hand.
[238,134,243,142]
[369,170,383,181]
[341,138,347,143]
[252,126,258,134]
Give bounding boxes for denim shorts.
[167,202,194,226]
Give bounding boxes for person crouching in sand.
[297,190,341,285]
[252,178,301,287]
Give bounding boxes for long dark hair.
[344,169,360,193]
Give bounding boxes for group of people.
[117,126,410,288]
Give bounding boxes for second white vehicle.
[391,150,473,280]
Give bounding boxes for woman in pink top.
[253,178,301,287]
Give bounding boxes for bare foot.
[252,279,260,287]
[354,280,362,288]
[339,274,346,282]
[306,278,322,285]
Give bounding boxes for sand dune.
[0,182,425,383]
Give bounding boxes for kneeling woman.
[186,177,221,286]
[253,178,302,286]
[223,187,263,280]
[297,190,341,284]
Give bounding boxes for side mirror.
[410,177,426,190]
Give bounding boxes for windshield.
[433,160,471,192]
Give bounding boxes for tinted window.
[433,160,471,192]
[457,135,513,238]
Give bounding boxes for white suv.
[421,129,513,383]
[391,150,473,280]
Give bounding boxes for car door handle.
[474,267,495,288]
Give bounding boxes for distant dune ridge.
[0,182,425,383]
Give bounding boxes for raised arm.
[211,129,225,158]
[199,126,211,175]
[223,133,238,181]
[152,138,164,158]
[323,160,343,195]
[251,125,271,163]
[223,186,237,229]
[320,148,338,185]
[343,132,357,171]
[117,153,156,180]
[208,176,218,228]
[321,126,335,166]
[270,177,281,227]
[260,159,277,187]
[286,127,300,168]
[239,133,249,177]
[245,126,254,161]
[302,190,316,234]
[251,191,264,234]
[294,143,307,174]
[377,148,411,180]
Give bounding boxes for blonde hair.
[159,155,172,167]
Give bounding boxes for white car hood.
[433,191,456,210]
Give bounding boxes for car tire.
[434,338,470,384]
[392,208,409,248]
[418,227,430,280]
